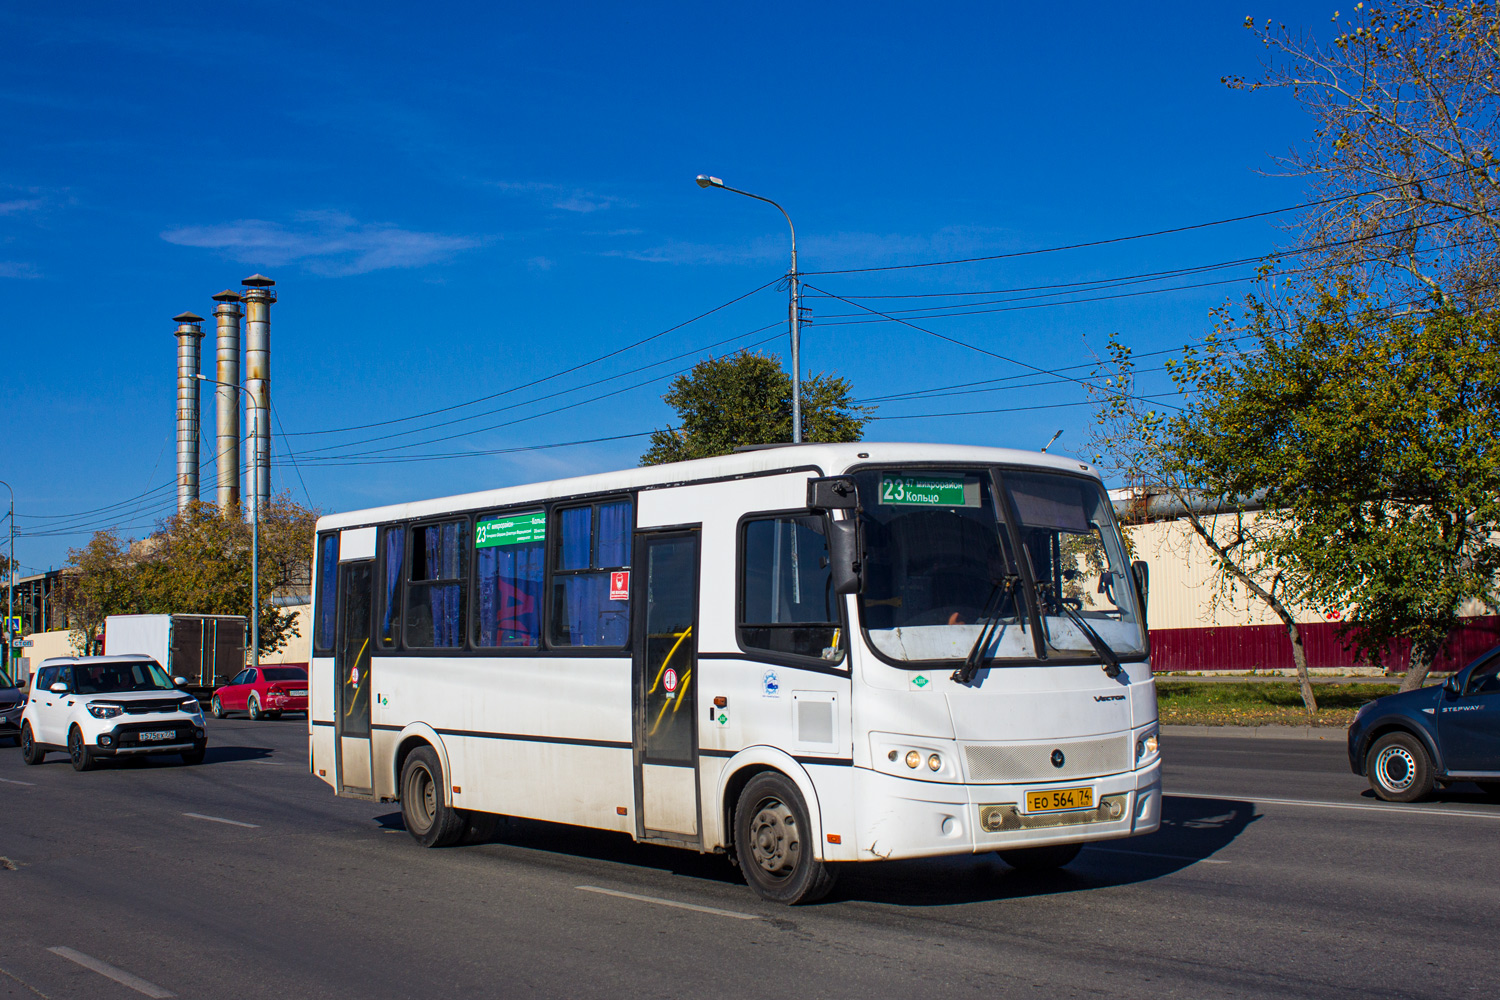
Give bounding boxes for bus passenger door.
[335,560,375,796]
[633,530,701,844]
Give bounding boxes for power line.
[281,276,782,439]
[800,170,1467,276]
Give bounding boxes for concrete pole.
[211,290,243,511]
[173,312,205,514]
[241,275,275,511]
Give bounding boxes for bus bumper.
[852,759,1162,861]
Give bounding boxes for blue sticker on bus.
[762,669,780,698]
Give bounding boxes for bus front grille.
[962,735,1131,783]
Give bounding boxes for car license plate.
[1025,786,1094,813]
[140,730,175,741]
[290,690,307,697]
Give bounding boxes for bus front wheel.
[733,772,837,905]
[400,746,465,848]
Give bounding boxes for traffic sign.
[13,639,32,647]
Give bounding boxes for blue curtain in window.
[559,507,592,569]
[418,523,465,647]
[316,535,339,650]
[557,575,630,646]
[382,527,404,644]
[477,541,544,646]
[597,501,631,567]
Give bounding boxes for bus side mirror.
[808,477,859,511]
[1131,560,1149,627]
[828,519,864,595]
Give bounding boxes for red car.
[210,665,308,720]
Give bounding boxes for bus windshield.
[852,467,1144,665]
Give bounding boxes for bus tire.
[400,745,465,848]
[733,772,836,905]
[999,843,1082,871]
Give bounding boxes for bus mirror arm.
[1131,560,1149,629]
[828,519,864,595]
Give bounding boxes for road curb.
[1162,724,1344,741]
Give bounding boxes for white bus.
[309,443,1160,904]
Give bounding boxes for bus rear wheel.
[400,746,465,848]
[733,772,836,905]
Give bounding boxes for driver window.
[1467,659,1500,696]
[739,514,844,662]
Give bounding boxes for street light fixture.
[694,174,803,443]
[196,374,261,671]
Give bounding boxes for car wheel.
[734,771,837,905]
[998,843,1083,871]
[247,694,262,721]
[68,726,96,772]
[210,696,225,719]
[180,748,206,765]
[1367,731,1434,802]
[400,746,465,848]
[20,722,44,765]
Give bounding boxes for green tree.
[640,350,872,465]
[61,495,318,657]
[1187,294,1500,691]
[1089,333,1321,720]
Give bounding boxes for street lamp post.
[695,175,803,443]
[196,374,260,670]
[0,480,13,667]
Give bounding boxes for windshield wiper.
[951,575,1020,685]
[1045,586,1122,678]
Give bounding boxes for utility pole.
[0,480,13,669]
[196,375,260,671]
[695,175,803,442]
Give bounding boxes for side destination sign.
[878,474,980,507]
[475,511,547,548]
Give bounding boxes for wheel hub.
[748,797,799,875]
[1377,746,1416,790]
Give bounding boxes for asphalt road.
[2,719,1496,1000]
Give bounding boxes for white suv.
[20,656,208,771]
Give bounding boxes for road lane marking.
[0,777,36,786]
[46,947,175,998]
[182,812,259,828]
[576,885,760,920]
[1085,847,1230,864]
[1171,791,1500,820]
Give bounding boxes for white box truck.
[103,614,247,690]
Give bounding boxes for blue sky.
[1,2,1328,573]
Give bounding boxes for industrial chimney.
[173,312,205,514]
[211,290,243,511]
[241,274,275,510]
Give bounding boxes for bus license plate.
[140,730,174,741]
[1025,786,1094,813]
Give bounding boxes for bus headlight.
[905,750,922,769]
[1136,727,1160,766]
[927,753,942,771]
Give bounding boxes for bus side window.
[739,514,844,663]
[313,533,339,654]
[474,510,545,648]
[379,525,405,648]
[550,499,632,647]
[406,519,469,648]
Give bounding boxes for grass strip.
[1156,681,1397,728]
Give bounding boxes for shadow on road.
[404,794,1258,906]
